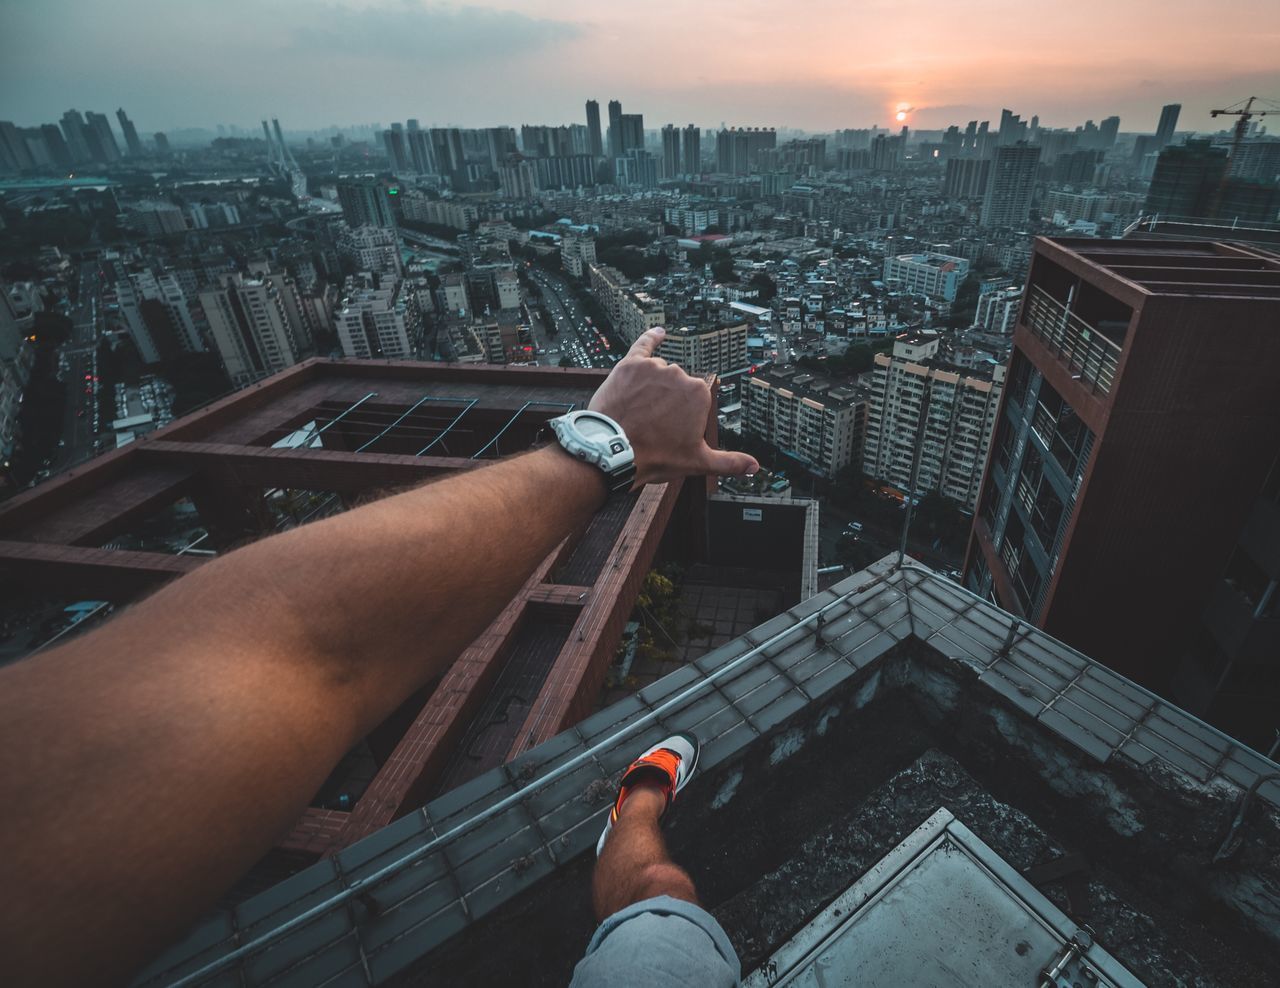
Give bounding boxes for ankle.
[618,782,667,821]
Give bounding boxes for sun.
[896,110,908,122]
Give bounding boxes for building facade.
[588,263,666,344]
[964,236,1280,708]
[981,142,1041,228]
[882,252,971,302]
[743,366,864,479]
[657,323,749,379]
[863,334,1004,511]
[198,274,304,387]
[333,281,420,360]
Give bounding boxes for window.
[1015,445,1065,551]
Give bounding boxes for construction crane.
[1210,96,1277,161]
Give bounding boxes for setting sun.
[895,110,907,122]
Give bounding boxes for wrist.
[544,442,610,505]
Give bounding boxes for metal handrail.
[1023,287,1120,395]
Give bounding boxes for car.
[845,522,864,533]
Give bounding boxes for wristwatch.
[549,410,637,493]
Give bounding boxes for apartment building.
[560,233,597,278]
[333,279,420,360]
[973,286,1023,335]
[863,333,1004,512]
[743,366,865,479]
[588,263,666,344]
[657,323,749,379]
[115,270,204,363]
[198,273,304,387]
[337,225,403,280]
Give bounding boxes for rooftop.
[136,556,1280,987]
[1043,237,1280,300]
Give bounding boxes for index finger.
[626,326,667,359]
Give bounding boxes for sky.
[1,0,1278,135]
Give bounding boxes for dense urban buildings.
[964,237,1280,747]
[743,366,865,479]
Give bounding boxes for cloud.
[290,2,584,61]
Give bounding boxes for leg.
[592,783,698,921]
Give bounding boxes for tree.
[558,355,575,368]
[749,272,777,302]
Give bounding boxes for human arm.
[0,328,758,986]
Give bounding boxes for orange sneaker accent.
[610,747,683,823]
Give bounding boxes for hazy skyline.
[2,0,1277,135]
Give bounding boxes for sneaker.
[596,732,700,857]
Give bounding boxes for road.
[50,260,103,473]
[815,496,965,575]
[525,267,618,370]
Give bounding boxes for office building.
[863,334,1004,511]
[198,273,304,387]
[682,124,701,176]
[585,99,603,158]
[337,225,403,279]
[1156,103,1181,147]
[337,180,397,229]
[882,252,971,302]
[944,157,991,199]
[981,142,1041,228]
[560,232,597,278]
[657,323,749,379]
[588,263,666,344]
[743,366,865,479]
[661,125,680,180]
[964,237,1280,709]
[333,279,420,360]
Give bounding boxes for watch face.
[577,416,617,441]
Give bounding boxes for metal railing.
[1022,287,1121,395]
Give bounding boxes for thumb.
[698,446,759,478]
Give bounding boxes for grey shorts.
[569,895,741,987]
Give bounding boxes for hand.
[589,327,759,488]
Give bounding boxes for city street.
[50,260,102,473]
[526,266,617,370]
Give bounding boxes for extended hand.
[589,327,760,488]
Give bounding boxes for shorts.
[569,894,741,987]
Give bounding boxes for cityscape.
[1,3,1279,984]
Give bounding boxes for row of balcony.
[1023,285,1121,395]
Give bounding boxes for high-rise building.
[1051,148,1104,185]
[560,232,597,278]
[585,99,603,158]
[337,225,403,278]
[944,157,992,198]
[964,236,1280,705]
[617,114,644,156]
[84,111,121,162]
[614,148,657,189]
[862,333,1004,511]
[198,273,304,387]
[37,124,72,170]
[870,133,904,171]
[116,108,143,157]
[153,132,170,154]
[383,126,410,174]
[1143,139,1229,220]
[716,127,777,174]
[333,279,420,360]
[1098,116,1121,150]
[656,323,749,379]
[998,109,1028,146]
[1156,103,1181,147]
[682,124,700,176]
[59,109,93,164]
[115,272,204,363]
[0,121,34,173]
[405,119,434,174]
[607,99,623,158]
[661,124,681,180]
[743,366,866,479]
[336,180,397,229]
[981,142,1041,227]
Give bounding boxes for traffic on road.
[526,267,619,370]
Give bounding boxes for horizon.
[1,0,1277,135]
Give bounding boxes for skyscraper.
[607,99,623,158]
[337,180,397,229]
[153,132,170,154]
[84,111,121,162]
[964,236,1280,704]
[0,121,34,173]
[382,126,410,175]
[59,109,93,164]
[405,119,434,174]
[661,124,680,179]
[116,108,143,157]
[198,274,304,387]
[980,142,1040,227]
[682,124,701,176]
[1099,115,1120,149]
[617,113,644,156]
[586,99,603,158]
[1156,103,1181,147]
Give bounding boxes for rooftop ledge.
[137,556,1280,988]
